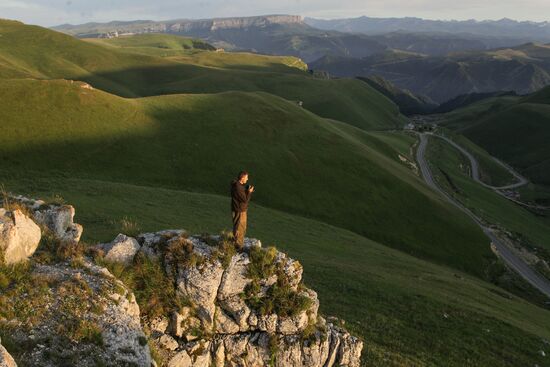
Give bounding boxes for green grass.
[1,176,549,366]
[436,128,517,187]
[367,131,417,160]
[0,78,489,277]
[440,88,550,186]
[425,136,550,251]
[84,33,216,56]
[0,20,403,131]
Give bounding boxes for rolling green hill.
[0,20,403,131]
[85,33,216,55]
[0,78,488,276]
[440,87,550,185]
[358,75,437,115]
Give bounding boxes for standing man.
[230,171,254,248]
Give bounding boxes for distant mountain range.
[53,14,540,61]
[52,15,550,103]
[305,16,550,42]
[311,43,550,103]
[53,15,388,62]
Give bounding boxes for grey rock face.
[0,209,41,264]
[141,232,363,367]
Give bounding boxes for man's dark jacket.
[231,180,252,212]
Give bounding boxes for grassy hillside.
[1,176,550,367]
[358,75,437,115]
[85,33,216,55]
[0,20,403,131]
[440,88,550,185]
[0,78,489,276]
[437,128,517,187]
[425,135,550,251]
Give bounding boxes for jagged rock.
[214,307,240,334]
[4,261,152,367]
[168,350,192,367]
[175,254,224,328]
[0,338,17,367]
[33,205,83,243]
[8,195,83,244]
[218,252,251,299]
[0,209,41,264]
[169,311,186,338]
[159,334,179,351]
[100,234,140,264]
[150,317,169,335]
[139,231,363,367]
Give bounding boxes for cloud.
[1,0,549,27]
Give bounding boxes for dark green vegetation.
[358,76,437,115]
[440,87,550,186]
[2,19,550,366]
[425,136,550,251]
[434,91,518,114]
[437,128,517,187]
[311,43,550,103]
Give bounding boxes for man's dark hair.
[237,171,249,180]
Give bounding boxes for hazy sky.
[2,0,550,27]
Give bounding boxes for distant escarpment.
[0,195,363,367]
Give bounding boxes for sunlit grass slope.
[0,78,489,276]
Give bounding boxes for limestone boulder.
[0,209,41,264]
[100,234,140,264]
[33,205,83,243]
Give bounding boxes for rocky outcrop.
[99,233,141,264]
[9,195,83,244]
[1,261,152,367]
[0,338,17,367]
[0,195,362,367]
[130,231,363,367]
[0,209,41,264]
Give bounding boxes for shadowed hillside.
[440,87,550,185]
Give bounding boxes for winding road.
[429,133,528,190]
[416,133,550,298]
[428,133,549,211]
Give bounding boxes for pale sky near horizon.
[1,0,549,27]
